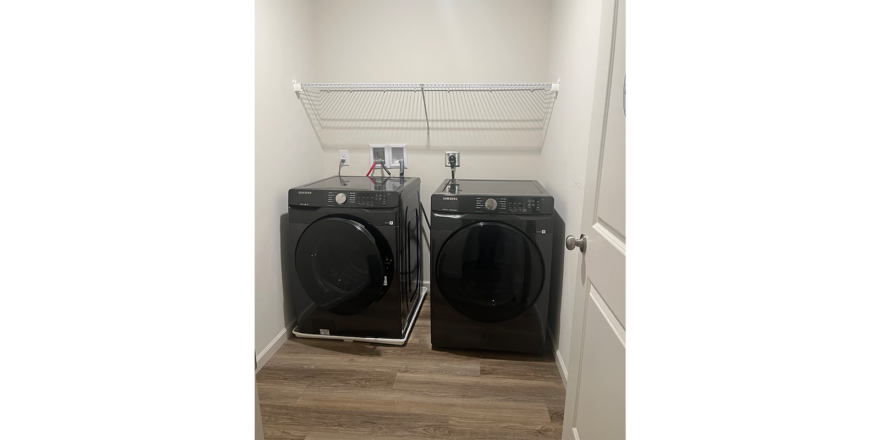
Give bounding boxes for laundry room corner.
[255,0,621,437]
[255,0,323,370]
[255,0,588,379]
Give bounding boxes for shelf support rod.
[420,84,430,135]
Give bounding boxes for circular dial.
[335,193,347,205]
[484,198,498,211]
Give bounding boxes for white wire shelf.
[294,82,559,150]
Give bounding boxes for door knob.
[565,234,586,253]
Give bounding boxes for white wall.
[314,0,552,282]
[540,0,605,374]
[255,0,324,361]
[313,0,551,84]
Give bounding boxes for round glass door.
[435,222,544,323]
[295,217,392,315]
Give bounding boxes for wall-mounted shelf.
[294,82,559,150]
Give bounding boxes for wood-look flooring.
[257,292,566,439]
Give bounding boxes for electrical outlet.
[338,150,349,166]
[445,151,460,167]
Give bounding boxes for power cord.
[448,154,457,180]
[378,160,392,177]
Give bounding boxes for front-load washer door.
[435,222,545,323]
[295,216,393,315]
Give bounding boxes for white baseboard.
[256,318,295,373]
[555,348,568,388]
[548,326,568,388]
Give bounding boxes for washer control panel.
[355,193,389,207]
[505,197,544,213]
[320,191,390,207]
[288,186,402,208]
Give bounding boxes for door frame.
[254,350,263,440]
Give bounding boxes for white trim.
[590,285,626,347]
[256,318,295,373]
[593,220,626,255]
[548,326,568,388]
[555,348,569,388]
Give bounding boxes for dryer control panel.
[432,194,553,214]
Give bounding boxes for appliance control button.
[485,198,498,211]
[335,193,347,204]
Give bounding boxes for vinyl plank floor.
[268,350,481,377]
[259,364,398,389]
[261,405,451,439]
[257,292,565,439]
[295,387,551,425]
[303,433,420,440]
[479,358,565,382]
[262,424,308,440]
[257,380,309,406]
[547,404,566,426]
[392,372,565,403]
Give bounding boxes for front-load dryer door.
[436,222,545,323]
[295,216,393,315]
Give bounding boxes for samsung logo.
[443,197,457,201]
[298,191,312,195]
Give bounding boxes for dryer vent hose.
[419,201,431,230]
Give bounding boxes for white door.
[561,0,625,438]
